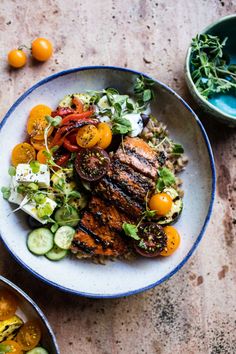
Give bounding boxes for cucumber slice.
[45,245,68,261]
[27,228,54,255]
[26,347,49,354]
[54,206,80,227]
[54,226,75,250]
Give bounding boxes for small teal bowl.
[185,14,236,127]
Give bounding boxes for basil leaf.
[172,143,184,155]
[122,223,140,240]
[8,166,16,176]
[1,186,11,200]
[30,160,40,173]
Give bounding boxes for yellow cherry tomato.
[76,124,100,148]
[8,49,27,68]
[31,38,53,62]
[149,192,173,216]
[11,143,36,166]
[0,340,23,354]
[96,122,112,149]
[30,136,52,151]
[37,149,48,164]
[0,289,18,321]
[16,320,41,351]
[27,104,53,140]
[160,226,181,256]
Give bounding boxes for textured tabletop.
[0,1,235,353]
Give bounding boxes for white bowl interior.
[0,277,59,353]
[0,68,214,297]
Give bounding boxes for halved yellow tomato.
[11,143,36,166]
[160,226,181,256]
[76,124,100,148]
[0,340,23,354]
[16,320,41,351]
[96,122,112,149]
[149,192,173,216]
[27,104,53,140]
[30,136,52,151]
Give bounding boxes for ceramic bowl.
[0,66,215,298]
[185,14,236,127]
[0,275,60,353]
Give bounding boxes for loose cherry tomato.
[31,38,53,62]
[16,320,42,351]
[27,104,53,140]
[0,289,18,321]
[134,223,167,257]
[0,340,23,354]
[8,49,27,68]
[11,143,36,166]
[75,147,110,181]
[76,124,100,148]
[96,122,112,149]
[30,136,52,151]
[160,226,181,256]
[37,149,48,164]
[149,192,173,216]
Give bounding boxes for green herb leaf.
[67,190,81,199]
[112,117,132,134]
[45,115,62,126]
[28,183,39,191]
[37,202,53,219]
[156,167,176,192]
[172,143,184,155]
[8,166,16,176]
[1,186,11,200]
[143,209,156,218]
[143,89,152,102]
[30,160,40,173]
[122,223,140,240]
[0,344,11,353]
[51,223,59,233]
[34,193,46,204]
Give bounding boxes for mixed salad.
[0,288,49,354]
[1,76,186,261]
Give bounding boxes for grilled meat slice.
[71,210,127,256]
[88,196,133,232]
[94,177,144,217]
[115,136,159,179]
[107,159,155,202]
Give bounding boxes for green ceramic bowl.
[185,14,236,127]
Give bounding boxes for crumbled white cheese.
[123,113,143,137]
[8,177,24,205]
[21,196,57,224]
[16,164,50,188]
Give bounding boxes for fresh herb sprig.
[134,75,155,109]
[190,34,236,98]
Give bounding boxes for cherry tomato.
[76,125,100,148]
[8,49,27,68]
[0,340,23,354]
[75,147,110,181]
[0,289,18,321]
[96,122,112,149]
[149,192,173,216]
[27,104,53,140]
[16,320,41,350]
[30,136,52,151]
[11,143,36,166]
[160,226,181,256]
[37,149,48,164]
[31,38,53,62]
[134,223,167,257]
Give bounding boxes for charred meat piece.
[88,196,133,232]
[115,136,159,179]
[94,177,144,218]
[107,159,155,202]
[71,210,128,256]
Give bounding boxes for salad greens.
[191,34,236,98]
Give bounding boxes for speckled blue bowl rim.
[0,66,216,298]
[0,275,60,353]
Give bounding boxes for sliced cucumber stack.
[26,347,49,354]
[158,187,183,225]
[45,245,68,261]
[54,226,75,250]
[27,228,54,255]
[54,206,80,227]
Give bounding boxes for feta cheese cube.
[8,177,24,205]
[16,164,50,188]
[21,196,57,225]
[124,113,143,137]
